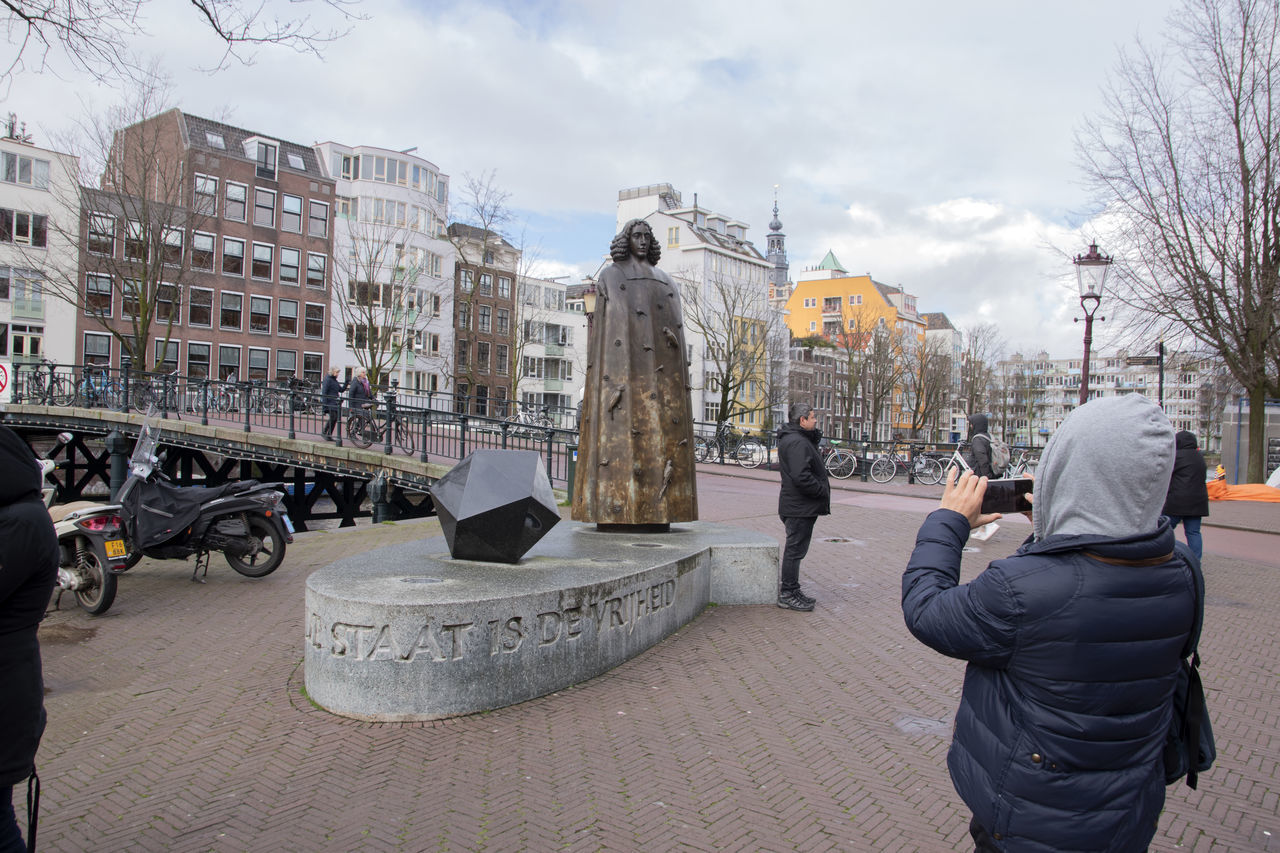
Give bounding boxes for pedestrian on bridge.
[348,367,373,415]
[775,401,830,612]
[321,367,348,442]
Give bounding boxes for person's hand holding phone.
[939,468,1004,530]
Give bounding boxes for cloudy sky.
[6,0,1181,359]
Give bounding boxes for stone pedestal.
[304,521,777,721]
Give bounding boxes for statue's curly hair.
[610,219,662,264]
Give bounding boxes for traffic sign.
[0,360,9,402]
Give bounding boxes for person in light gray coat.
[903,395,1197,852]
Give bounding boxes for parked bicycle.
[694,422,767,469]
[504,404,553,438]
[346,400,415,454]
[821,439,860,480]
[76,367,124,409]
[25,358,76,405]
[1006,449,1039,479]
[940,442,973,482]
[870,442,944,485]
[129,371,183,414]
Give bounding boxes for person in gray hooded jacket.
[902,395,1197,852]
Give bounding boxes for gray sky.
[6,0,1181,359]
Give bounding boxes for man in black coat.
[1163,430,1209,560]
[0,427,58,851]
[966,413,995,478]
[775,402,830,611]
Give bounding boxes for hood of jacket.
[776,421,820,445]
[1033,394,1174,542]
[967,413,988,436]
[0,426,41,507]
[1175,429,1198,451]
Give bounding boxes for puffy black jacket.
[1163,431,1209,518]
[321,374,347,415]
[903,510,1195,852]
[967,414,994,478]
[0,426,59,786]
[776,423,830,518]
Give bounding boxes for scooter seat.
[48,501,111,523]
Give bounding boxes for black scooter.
[118,417,294,580]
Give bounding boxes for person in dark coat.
[320,366,348,441]
[966,413,994,478]
[1163,430,1209,561]
[348,366,373,413]
[0,427,59,852]
[775,401,830,611]
[902,394,1196,852]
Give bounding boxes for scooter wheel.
[72,536,118,615]
[225,515,286,577]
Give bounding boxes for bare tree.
[862,322,907,443]
[29,77,202,370]
[331,215,451,389]
[1077,0,1280,481]
[900,335,953,439]
[2,0,362,89]
[678,262,779,428]
[828,302,881,439]
[959,323,1004,416]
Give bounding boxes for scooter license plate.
[281,513,295,535]
[105,539,127,559]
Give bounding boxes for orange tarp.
[1207,478,1280,502]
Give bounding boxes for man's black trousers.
[779,515,818,594]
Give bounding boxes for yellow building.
[782,251,926,440]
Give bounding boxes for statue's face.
[629,227,652,257]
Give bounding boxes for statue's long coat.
[572,258,698,524]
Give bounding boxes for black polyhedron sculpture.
[429,449,560,563]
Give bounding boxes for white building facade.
[516,274,587,426]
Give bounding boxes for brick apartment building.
[76,110,335,386]
[447,222,518,415]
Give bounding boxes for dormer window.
[243,137,278,180]
[287,152,305,171]
[206,132,225,149]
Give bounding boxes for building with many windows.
[0,120,80,367]
[515,274,587,425]
[447,222,519,415]
[314,141,454,394]
[75,110,335,386]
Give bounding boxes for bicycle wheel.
[916,457,944,486]
[130,384,154,413]
[504,415,528,438]
[50,375,76,406]
[346,414,375,449]
[693,436,712,463]
[826,449,858,480]
[943,460,967,484]
[394,419,415,454]
[735,438,766,469]
[870,457,897,483]
[103,382,125,410]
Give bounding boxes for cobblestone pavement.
[23,467,1280,852]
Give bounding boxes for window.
[302,353,323,385]
[304,303,325,339]
[245,295,271,333]
[188,288,213,326]
[187,342,211,379]
[124,220,146,260]
[154,339,179,372]
[460,270,473,293]
[479,274,492,295]
[667,226,679,247]
[803,297,816,308]
[205,132,225,150]
[478,304,492,333]
[220,292,243,330]
[222,237,245,276]
[156,283,177,322]
[247,347,270,380]
[256,141,277,180]
[848,294,862,305]
[224,182,247,221]
[1,152,50,188]
[83,332,111,366]
[458,303,469,330]
[277,299,298,336]
[9,323,41,358]
[307,200,328,237]
[337,154,358,179]
[430,293,441,318]
[809,321,817,331]
[276,349,296,380]
[120,279,140,318]
[218,345,241,381]
[286,152,305,171]
[457,339,469,367]
[279,247,300,285]
[477,341,490,372]
[251,243,273,280]
[161,228,182,266]
[84,274,112,316]
[87,213,114,255]
[253,188,276,227]
[281,194,302,232]
[496,343,508,375]
[306,253,326,288]
[823,297,842,312]
[498,276,511,299]
[194,174,217,214]
[496,307,510,335]
[192,232,214,270]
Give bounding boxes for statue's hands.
[939,468,1003,529]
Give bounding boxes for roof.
[922,312,955,331]
[181,112,325,178]
[816,250,847,272]
[446,222,516,250]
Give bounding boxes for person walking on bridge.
[320,367,347,442]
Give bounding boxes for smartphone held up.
[980,478,1034,515]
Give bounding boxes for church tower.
[765,188,790,301]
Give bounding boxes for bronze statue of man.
[572,219,698,529]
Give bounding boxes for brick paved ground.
[22,467,1280,852]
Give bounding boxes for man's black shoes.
[777,590,815,612]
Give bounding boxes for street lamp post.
[1073,241,1112,406]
